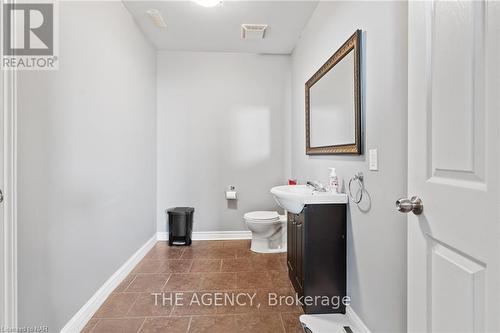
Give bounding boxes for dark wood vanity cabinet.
[287,204,347,314]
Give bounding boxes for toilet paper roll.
[225,191,237,200]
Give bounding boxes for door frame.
[1,55,18,329]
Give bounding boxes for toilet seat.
[244,211,280,222]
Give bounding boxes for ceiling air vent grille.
[241,24,268,40]
[146,9,167,29]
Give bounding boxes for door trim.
[2,67,18,328]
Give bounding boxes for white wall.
[157,51,290,232]
[16,2,157,331]
[290,2,408,332]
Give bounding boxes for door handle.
[396,196,423,215]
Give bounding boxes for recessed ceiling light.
[145,9,167,29]
[192,0,222,8]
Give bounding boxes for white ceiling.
[123,1,318,54]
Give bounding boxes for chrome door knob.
[396,196,423,215]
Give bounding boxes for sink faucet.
[306,181,327,192]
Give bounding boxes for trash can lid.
[166,207,195,215]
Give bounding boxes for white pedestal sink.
[270,185,348,214]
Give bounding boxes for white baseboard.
[60,235,157,333]
[156,230,251,241]
[346,305,371,333]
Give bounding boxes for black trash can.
[166,207,194,246]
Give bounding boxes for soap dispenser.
[328,168,339,193]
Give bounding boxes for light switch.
[369,149,378,171]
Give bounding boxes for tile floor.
[82,240,304,333]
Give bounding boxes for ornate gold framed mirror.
[305,30,362,155]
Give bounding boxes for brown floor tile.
[181,247,236,259]
[236,271,271,289]
[139,317,190,333]
[199,273,237,290]
[221,258,251,272]
[281,313,305,333]
[235,313,285,333]
[91,318,145,333]
[190,240,224,249]
[222,240,251,250]
[189,259,222,273]
[144,243,185,260]
[81,318,99,333]
[125,274,171,292]
[235,248,253,258]
[268,271,293,288]
[93,293,139,318]
[163,273,202,291]
[157,259,193,273]
[171,292,217,316]
[113,274,137,293]
[133,260,163,274]
[188,315,237,333]
[280,255,288,269]
[94,241,301,333]
[250,256,287,271]
[126,292,173,317]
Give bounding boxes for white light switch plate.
[369,149,378,171]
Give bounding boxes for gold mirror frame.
[305,30,362,155]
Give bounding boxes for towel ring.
[348,172,364,204]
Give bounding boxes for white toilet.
[244,211,287,253]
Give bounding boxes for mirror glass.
[309,51,355,147]
[305,30,362,155]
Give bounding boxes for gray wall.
[16,2,157,331]
[156,51,290,232]
[290,2,408,332]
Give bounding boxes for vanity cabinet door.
[287,204,346,314]
[295,216,304,291]
[286,211,305,296]
[287,214,295,275]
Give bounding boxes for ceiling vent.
[192,0,222,7]
[241,24,268,40]
[146,9,167,29]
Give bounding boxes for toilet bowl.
[244,211,287,253]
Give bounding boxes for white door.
[407,1,500,332]
[0,59,4,328]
